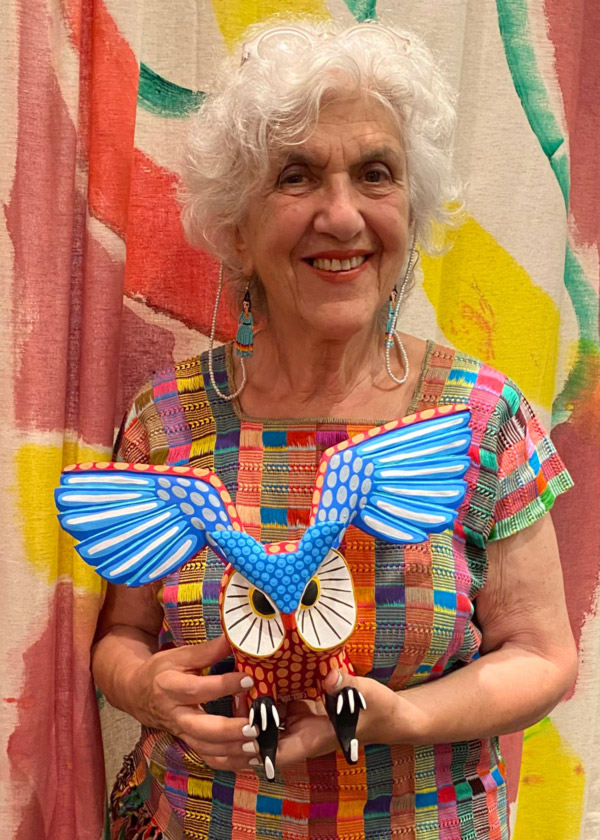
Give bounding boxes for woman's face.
[235,95,411,342]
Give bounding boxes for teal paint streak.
[138,63,204,118]
[496,0,599,428]
[342,0,378,23]
[496,0,569,209]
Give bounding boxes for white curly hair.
[179,19,462,284]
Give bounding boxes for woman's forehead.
[269,97,405,168]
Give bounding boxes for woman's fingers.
[159,669,254,705]
[161,634,232,670]
[177,709,258,750]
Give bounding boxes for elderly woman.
[94,20,577,840]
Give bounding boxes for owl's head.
[210,522,356,658]
[218,546,357,659]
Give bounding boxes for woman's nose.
[312,180,365,241]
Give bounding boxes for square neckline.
[222,338,436,428]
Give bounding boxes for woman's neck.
[231,321,427,422]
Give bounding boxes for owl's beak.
[281,612,297,633]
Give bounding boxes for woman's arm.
[389,513,578,743]
[92,583,262,771]
[276,514,578,763]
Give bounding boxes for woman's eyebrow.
[276,145,405,169]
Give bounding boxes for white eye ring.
[295,549,357,652]
[221,571,285,658]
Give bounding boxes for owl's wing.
[55,463,242,586]
[310,405,471,543]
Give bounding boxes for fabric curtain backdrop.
[1,1,597,837]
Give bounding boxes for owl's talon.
[326,687,364,766]
[250,697,279,781]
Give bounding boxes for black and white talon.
[250,696,279,781]
[325,686,365,765]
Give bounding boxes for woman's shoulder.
[420,340,527,427]
[129,345,228,410]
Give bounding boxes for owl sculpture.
[56,405,471,779]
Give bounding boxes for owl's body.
[219,549,356,706]
[56,405,472,777]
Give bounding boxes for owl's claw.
[326,686,366,765]
[250,697,279,781]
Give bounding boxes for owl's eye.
[295,549,357,651]
[250,587,276,618]
[300,578,319,608]
[222,571,284,657]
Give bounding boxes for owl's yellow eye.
[300,577,320,609]
[250,587,276,618]
[222,572,284,657]
[295,549,357,651]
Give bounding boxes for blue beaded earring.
[235,287,254,357]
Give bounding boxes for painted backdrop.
[1,1,598,838]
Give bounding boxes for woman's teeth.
[310,255,367,271]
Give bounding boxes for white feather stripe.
[108,525,180,576]
[61,492,142,503]
[379,436,470,464]
[65,502,159,525]
[63,475,152,485]
[374,498,447,524]
[380,485,461,498]
[358,415,467,453]
[87,511,173,556]
[378,463,466,478]
[361,514,416,541]
[148,539,195,579]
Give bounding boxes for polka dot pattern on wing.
[176,478,191,486]
[158,478,170,488]
[157,490,169,501]
[343,450,352,463]
[191,517,205,529]
[172,486,186,498]
[180,503,194,515]
[203,508,216,522]
[327,472,337,489]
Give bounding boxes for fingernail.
[249,758,260,766]
[240,676,254,689]
[242,741,258,754]
[333,671,343,690]
[242,724,259,738]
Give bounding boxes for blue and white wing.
[55,464,243,585]
[309,406,471,544]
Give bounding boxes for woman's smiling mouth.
[303,251,373,279]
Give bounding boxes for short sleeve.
[488,382,574,541]
[112,390,152,464]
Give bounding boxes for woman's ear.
[234,225,255,276]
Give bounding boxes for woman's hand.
[127,634,261,772]
[274,671,403,768]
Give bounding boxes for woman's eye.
[278,169,307,187]
[362,166,392,184]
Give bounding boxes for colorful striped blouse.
[109,341,572,840]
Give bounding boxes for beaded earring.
[385,288,398,342]
[385,239,418,386]
[235,287,254,357]
[208,265,248,401]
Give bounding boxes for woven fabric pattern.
[109,342,572,840]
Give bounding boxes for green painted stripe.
[138,62,204,118]
[496,0,569,208]
[343,0,378,23]
[496,0,599,428]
